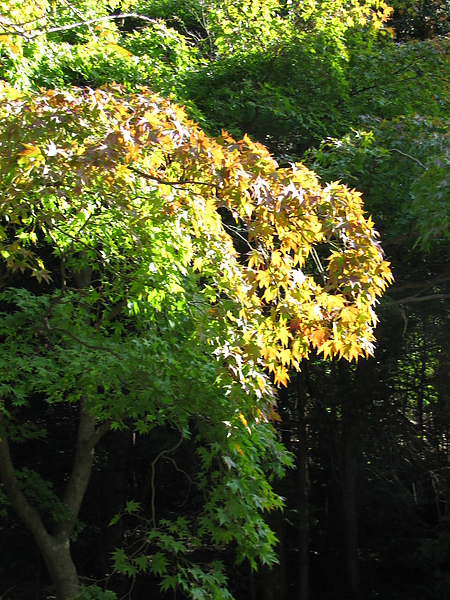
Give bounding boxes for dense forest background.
[0,1,449,599]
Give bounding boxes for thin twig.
[390,148,427,170]
[0,13,159,40]
[60,0,98,39]
[45,321,123,360]
[151,435,184,527]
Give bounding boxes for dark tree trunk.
[333,362,361,600]
[341,438,360,598]
[40,538,80,600]
[297,372,310,600]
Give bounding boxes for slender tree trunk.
[336,363,361,599]
[297,373,310,600]
[341,439,360,598]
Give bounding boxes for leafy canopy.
[0,82,391,387]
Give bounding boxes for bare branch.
[150,435,184,527]
[390,148,427,170]
[392,293,450,305]
[0,13,159,41]
[389,272,450,295]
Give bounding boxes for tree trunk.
[336,363,361,599]
[341,439,360,598]
[0,406,110,599]
[297,372,310,600]
[40,538,80,600]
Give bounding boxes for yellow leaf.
[271,250,282,267]
[260,344,277,363]
[239,413,251,434]
[311,328,327,348]
[256,270,271,288]
[277,325,291,347]
[248,251,260,269]
[243,201,253,219]
[18,143,42,157]
[320,341,334,360]
[280,348,292,366]
[274,365,289,387]
[263,286,277,302]
[232,442,244,456]
[106,43,132,58]
[0,35,19,56]
[193,256,203,272]
[339,307,358,324]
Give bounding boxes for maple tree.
[0,82,391,376]
[0,80,391,598]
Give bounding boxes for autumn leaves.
[0,83,392,390]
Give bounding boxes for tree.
[0,80,391,598]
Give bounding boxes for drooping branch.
[389,148,427,170]
[150,435,184,527]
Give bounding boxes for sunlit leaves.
[0,83,391,390]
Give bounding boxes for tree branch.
[0,411,52,549]
[129,165,216,188]
[389,272,450,295]
[392,293,450,305]
[389,148,427,170]
[0,13,159,41]
[54,407,111,540]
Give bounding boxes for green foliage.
[113,519,235,599]
[15,468,71,522]
[346,36,450,121]
[110,415,292,597]
[306,114,450,251]
[73,586,117,600]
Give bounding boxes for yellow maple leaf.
[277,325,291,347]
[271,250,282,267]
[248,251,260,269]
[239,413,251,434]
[274,365,289,387]
[263,286,277,303]
[256,270,272,288]
[193,257,203,272]
[339,307,358,324]
[279,348,292,366]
